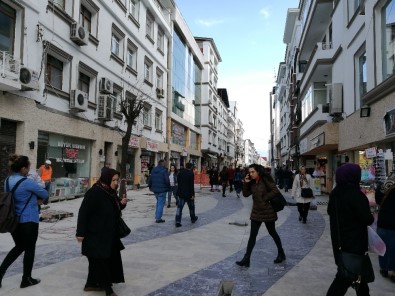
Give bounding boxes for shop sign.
[182,148,188,157]
[129,135,140,148]
[310,133,324,149]
[146,140,159,152]
[384,109,395,136]
[57,141,86,163]
[365,147,377,159]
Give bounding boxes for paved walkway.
[0,186,393,295]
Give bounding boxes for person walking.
[0,155,48,289]
[167,164,179,208]
[233,167,243,198]
[37,160,52,193]
[148,160,170,223]
[291,165,314,223]
[235,164,286,267]
[219,166,228,197]
[76,168,127,296]
[326,163,374,296]
[175,163,198,227]
[209,167,220,192]
[375,172,395,283]
[227,165,235,192]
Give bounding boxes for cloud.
[259,8,271,19]
[196,18,225,27]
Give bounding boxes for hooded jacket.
[148,165,170,193]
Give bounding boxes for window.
[156,68,163,89]
[111,34,120,56]
[112,85,123,115]
[146,11,154,41]
[78,72,90,93]
[155,109,162,131]
[144,57,153,84]
[53,0,65,9]
[358,51,367,98]
[143,105,151,127]
[129,0,139,21]
[46,55,64,89]
[381,0,395,79]
[79,5,92,33]
[0,2,16,53]
[157,27,164,52]
[111,24,125,61]
[126,40,137,72]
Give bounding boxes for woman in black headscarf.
[326,163,374,296]
[76,169,128,296]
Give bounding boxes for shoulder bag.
[119,216,131,238]
[334,196,374,289]
[264,178,287,212]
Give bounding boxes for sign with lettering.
[129,135,140,148]
[146,140,159,152]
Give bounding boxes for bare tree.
[118,90,146,197]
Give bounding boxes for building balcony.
[299,104,332,139]
[299,0,334,61]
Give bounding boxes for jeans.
[167,186,179,205]
[245,220,283,258]
[155,192,166,220]
[175,198,196,223]
[0,222,39,278]
[326,273,370,296]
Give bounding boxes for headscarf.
[98,168,120,193]
[335,163,361,186]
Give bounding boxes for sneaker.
[155,219,165,223]
[175,223,182,227]
[191,216,198,223]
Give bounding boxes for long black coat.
[76,184,125,258]
[176,168,195,200]
[327,184,373,263]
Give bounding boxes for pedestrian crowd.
[1,155,394,296]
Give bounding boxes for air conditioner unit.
[99,77,113,94]
[156,87,164,98]
[70,90,88,112]
[70,22,88,46]
[329,83,343,115]
[19,67,39,90]
[97,95,113,121]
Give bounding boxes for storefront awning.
[205,153,217,159]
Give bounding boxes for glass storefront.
[37,131,91,198]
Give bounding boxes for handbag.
[334,196,375,287]
[270,192,287,212]
[119,217,131,238]
[301,187,313,198]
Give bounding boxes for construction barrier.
[194,172,211,187]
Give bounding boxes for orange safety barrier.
[194,172,211,187]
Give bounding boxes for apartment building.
[274,0,395,193]
[0,0,173,193]
[235,118,245,167]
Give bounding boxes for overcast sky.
[176,0,300,157]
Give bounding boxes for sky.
[176,0,300,157]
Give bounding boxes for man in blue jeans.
[175,163,198,227]
[148,160,170,223]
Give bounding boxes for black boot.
[274,250,286,264]
[20,276,40,288]
[235,255,250,267]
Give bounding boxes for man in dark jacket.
[175,163,198,227]
[148,160,170,223]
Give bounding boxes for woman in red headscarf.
[76,169,128,296]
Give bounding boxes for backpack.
[0,177,28,233]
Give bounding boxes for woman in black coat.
[326,163,374,296]
[76,169,127,296]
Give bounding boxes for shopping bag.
[309,198,317,210]
[367,226,386,256]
